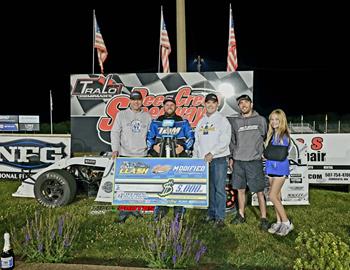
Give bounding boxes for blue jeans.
[208,157,227,220]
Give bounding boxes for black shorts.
[267,174,288,178]
[232,160,266,193]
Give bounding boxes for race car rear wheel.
[34,170,77,207]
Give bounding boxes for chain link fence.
[289,121,350,133]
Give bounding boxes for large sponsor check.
[113,157,208,208]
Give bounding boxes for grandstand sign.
[0,115,40,132]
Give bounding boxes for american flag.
[94,14,108,74]
[227,5,238,72]
[160,8,171,73]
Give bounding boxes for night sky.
[2,2,347,123]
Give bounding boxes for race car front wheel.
[34,170,77,207]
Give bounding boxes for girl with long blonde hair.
[264,109,293,236]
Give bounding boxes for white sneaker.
[276,222,294,236]
[268,222,281,234]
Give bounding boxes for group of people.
[110,90,294,236]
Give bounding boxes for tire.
[34,169,77,208]
[225,183,237,212]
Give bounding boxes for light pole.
[193,55,204,72]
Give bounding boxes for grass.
[1,180,349,269]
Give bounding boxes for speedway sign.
[113,157,209,208]
[71,72,253,153]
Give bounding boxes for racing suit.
[146,113,194,219]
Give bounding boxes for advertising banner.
[18,115,40,131]
[292,134,350,184]
[0,115,18,123]
[113,157,208,208]
[18,115,40,123]
[0,134,71,180]
[18,123,40,132]
[0,115,40,132]
[0,123,18,132]
[71,72,253,152]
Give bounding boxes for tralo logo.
[71,74,123,99]
[0,139,67,169]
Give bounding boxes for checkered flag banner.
[70,71,253,152]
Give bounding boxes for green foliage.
[1,181,350,269]
[39,121,70,134]
[141,215,207,269]
[11,210,81,263]
[294,229,350,270]
[53,121,70,134]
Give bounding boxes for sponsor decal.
[84,159,97,165]
[0,172,29,180]
[237,125,259,132]
[152,165,172,174]
[118,205,154,212]
[302,136,327,162]
[325,172,350,178]
[284,193,307,201]
[102,181,113,193]
[158,127,181,136]
[199,123,215,135]
[308,173,323,180]
[288,186,305,191]
[0,139,67,169]
[119,161,149,174]
[172,165,206,173]
[71,74,123,99]
[309,165,350,170]
[158,179,174,197]
[290,177,303,184]
[116,192,146,201]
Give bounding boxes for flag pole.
[226,4,231,72]
[228,4,232,47]
[158,6,163,73]
[50,90,53,134]
[92,10,95,74]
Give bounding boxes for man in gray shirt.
[228,94,269,230]
[193,93,231,228]
[111,91,152,157]
[110,90,152,222]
